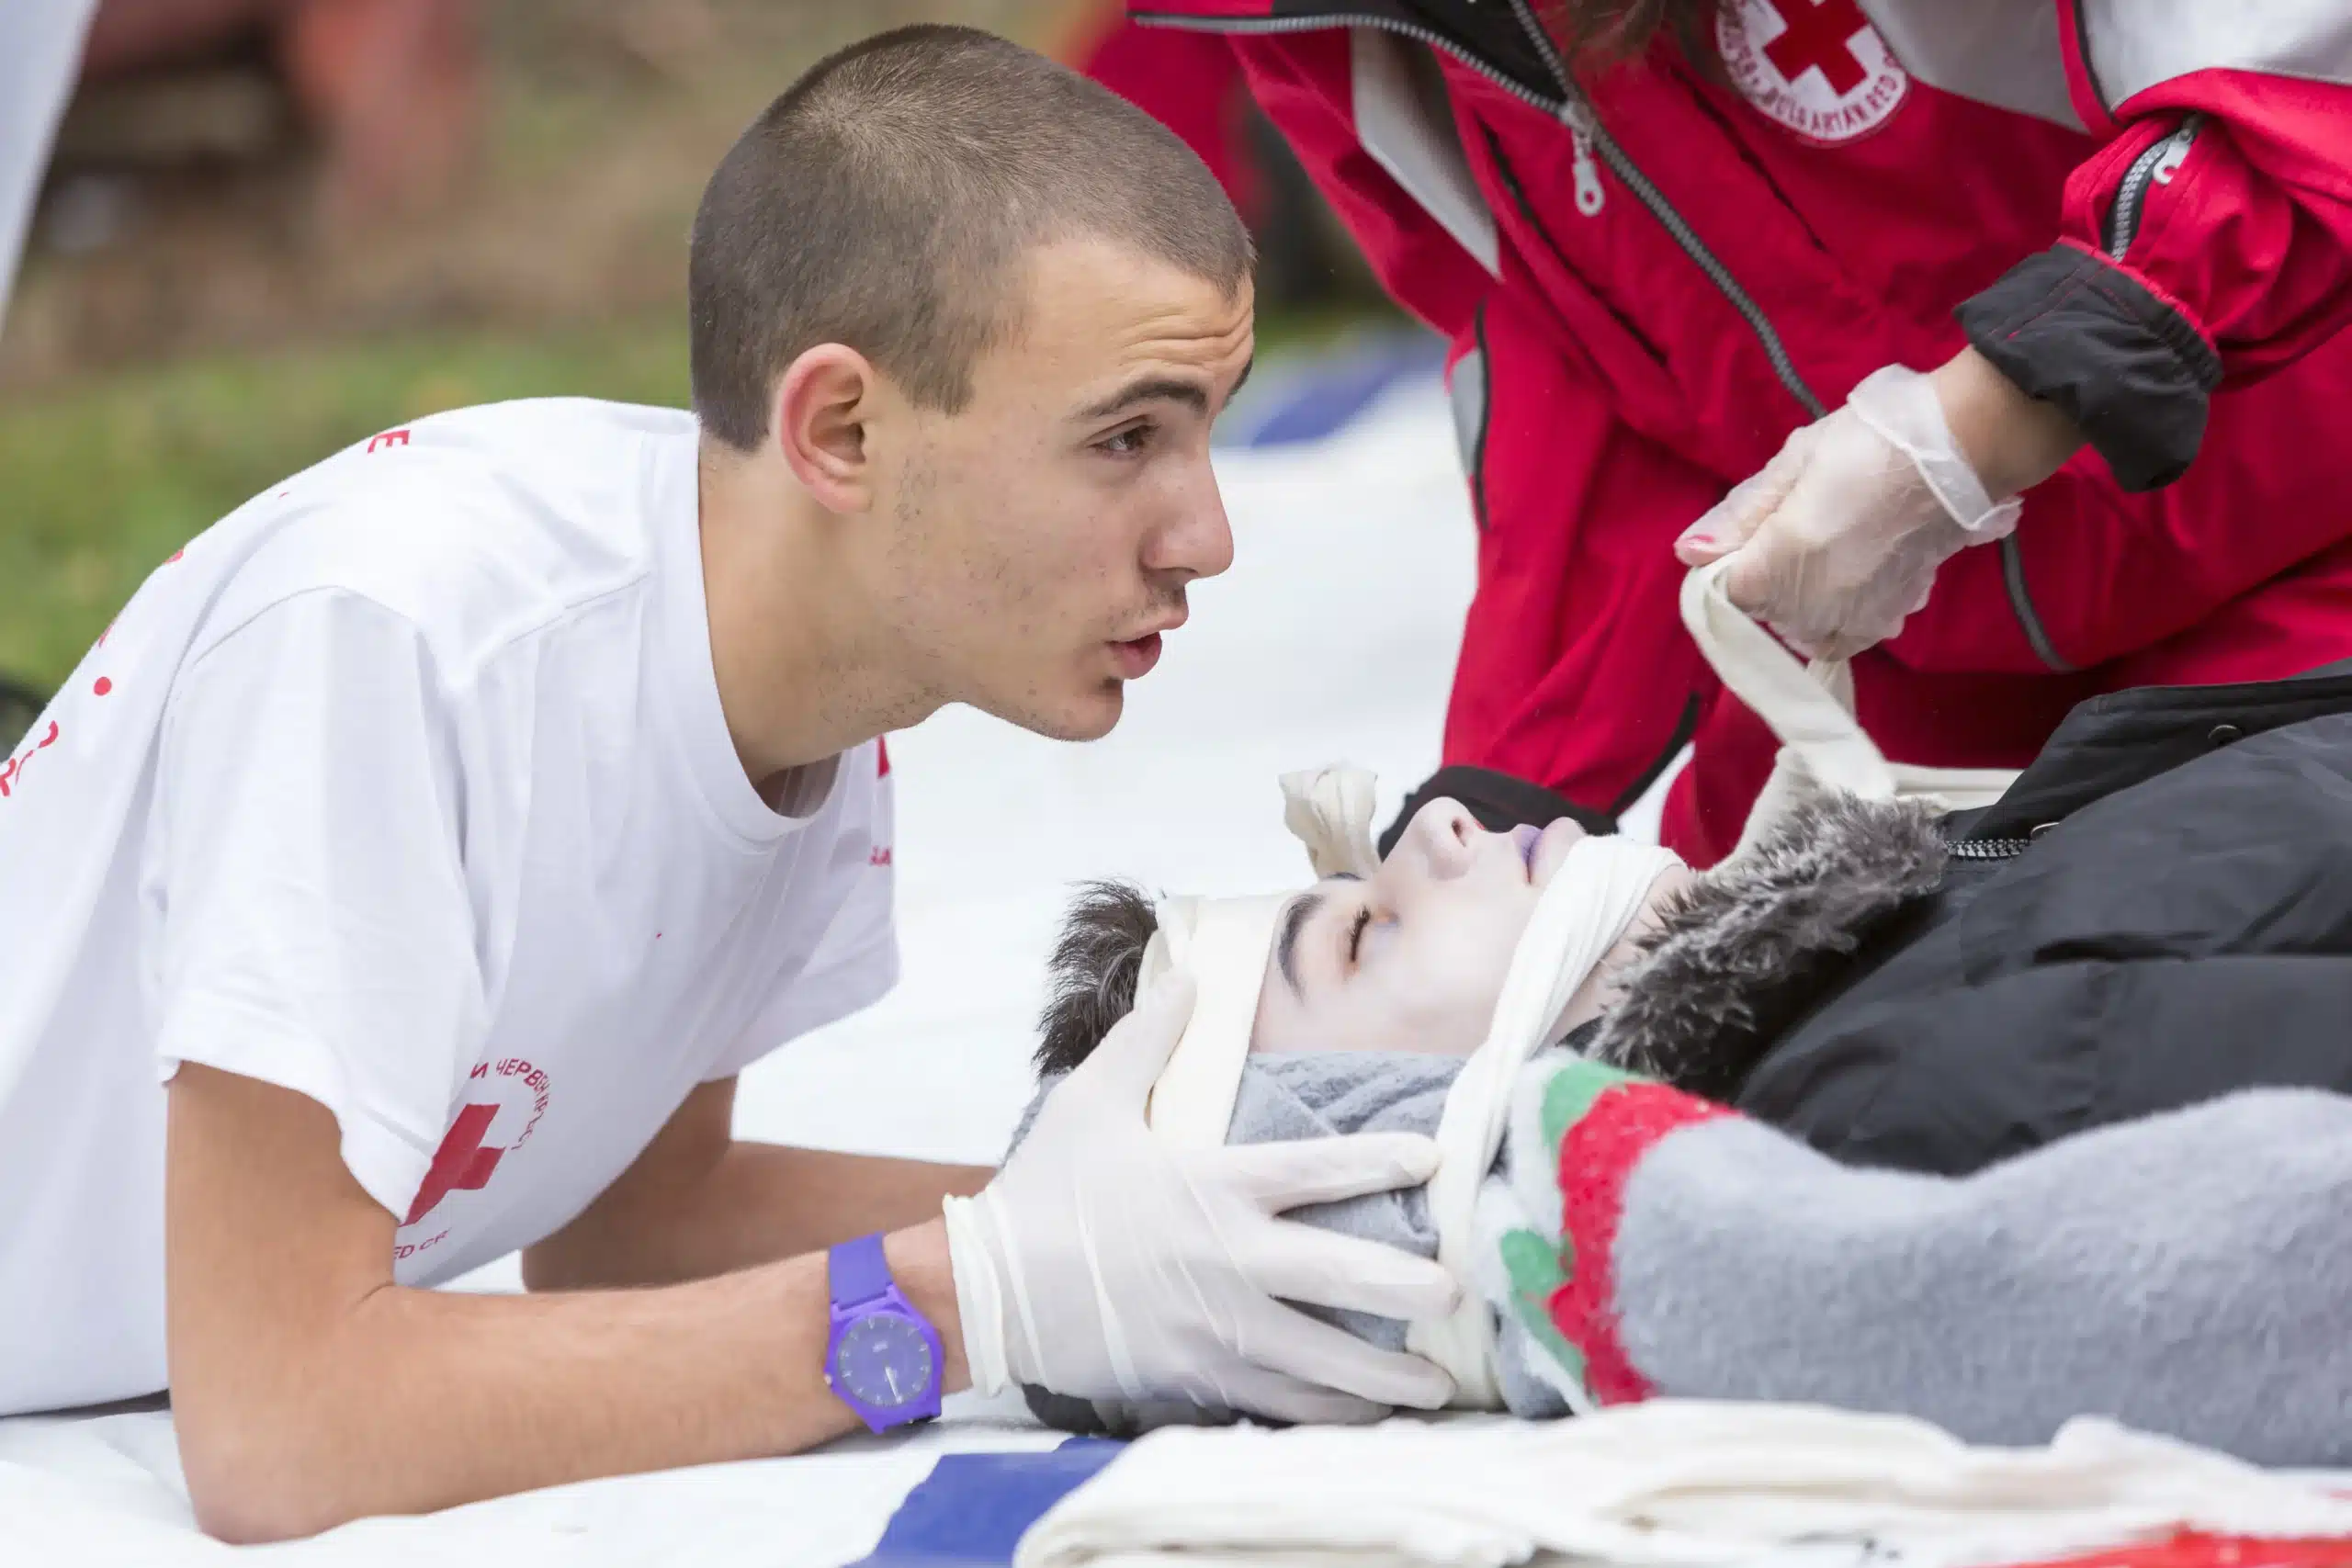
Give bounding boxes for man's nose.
[1145,464,1235,583]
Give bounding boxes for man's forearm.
[525,1143,992,1291]
[182,1218,967,1540]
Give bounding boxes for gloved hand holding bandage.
[1676,363,2024,661]
[944,973,1462,1427]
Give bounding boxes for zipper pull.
[2153,114,2203,186]
[1572,127,1605,216]
[1561,106,1605,217]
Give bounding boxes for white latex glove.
[1677,364,2022,661]
[944,975,1461,1425]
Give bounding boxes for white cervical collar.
[1136,764,1680,1406]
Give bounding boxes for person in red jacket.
[1128,0,2352,864]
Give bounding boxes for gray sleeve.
[1611,1089,2352,1467]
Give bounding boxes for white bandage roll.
[1679,558,2018,861]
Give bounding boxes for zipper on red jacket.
[1133,8,1562,108]
[2105,113,2204,259]
[1500,0,1830,420]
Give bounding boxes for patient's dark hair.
[689,25,1253,452]
[1035,881,1159,1075]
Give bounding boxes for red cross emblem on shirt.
[1760,0,1871,96]
[400,1058,554,1230]
[404,1101,505,1224]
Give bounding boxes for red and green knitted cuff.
[1497,1058,1730,1409]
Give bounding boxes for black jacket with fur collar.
[1582,665,2352,1176]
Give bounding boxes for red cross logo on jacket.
[1760,0,1871,95]
[1717,0,1911,145]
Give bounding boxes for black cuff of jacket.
[1376,764,1614,860]
[1956,244,2222,492]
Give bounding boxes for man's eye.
[1098,423,1155,456]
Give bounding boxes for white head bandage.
[1134,763,1680,1406]
[1137,892,1290,1149]
[1136,767,1382,1148]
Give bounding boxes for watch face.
[831,1314,936,1410]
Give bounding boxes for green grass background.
[0,316,689,688]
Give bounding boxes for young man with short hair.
[0,27,1456,1541]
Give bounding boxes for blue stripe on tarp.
[845,1438,1127,1568]
[1216,331,1446,449]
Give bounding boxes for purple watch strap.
[829,1232,894,1310]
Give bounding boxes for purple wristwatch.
[824,1233,944,1434]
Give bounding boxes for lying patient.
[1008,678,2352,1466]
[1014,797,1688,1428]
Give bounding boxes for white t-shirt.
[0,399,897,1416]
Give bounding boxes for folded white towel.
[1017,1401,2352,1568]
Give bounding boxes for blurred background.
[0,0,1422,747]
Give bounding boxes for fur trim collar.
[1586,795,1948,1101]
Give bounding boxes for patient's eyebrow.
[1274,873,1361,999]
[1275,893,1324,999]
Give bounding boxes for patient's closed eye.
[1342,901,1401,976]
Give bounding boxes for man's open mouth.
[1110,632,1163,679]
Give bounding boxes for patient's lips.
[1511,824,1543,880]
[1527,818,1589,886]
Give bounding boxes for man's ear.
[774,344,883,513]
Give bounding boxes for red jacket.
[1130,0,2352,863]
